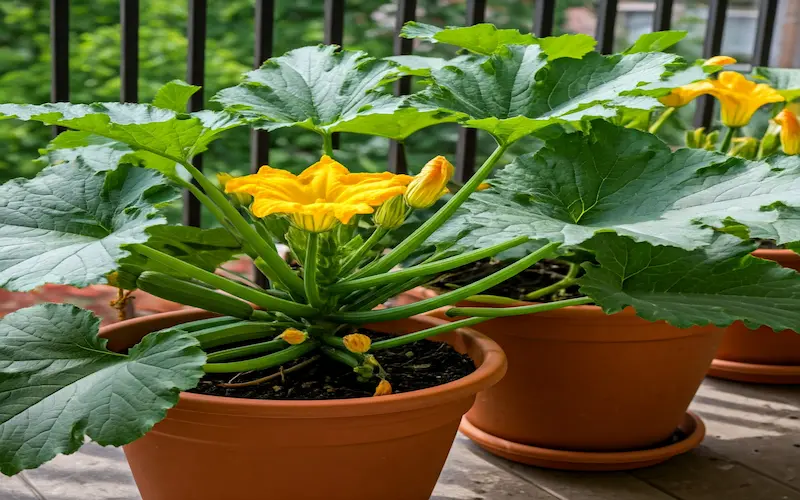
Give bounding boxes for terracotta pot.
[414,289,721,454]
[99,310,506,500]
[709,249,800,383]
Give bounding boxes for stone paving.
[2,377,798,500]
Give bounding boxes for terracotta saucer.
[708,358,800,384]
[459,412,705,471]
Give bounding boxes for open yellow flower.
[659,80,715,108]
[342,333,372,353]
[775,109,800,155]
[706,72,785,127]
[404,156,455,209]
[224,156,412,232]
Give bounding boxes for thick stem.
[304,233,325,309]
[320,345,360,368]
[648,107,675,134]
[330,242,561,323]
[331,236,529,295]
[350,143,509,280]
[524,262,578,301]
[339,227,388,277]
[322,133,334,157]
[463,294,520,305]
[204,341,319,373]
[370,317,488,350]
[720,126,737,153]
[131,244,317,317]
[206,338,288,362]
[447,296,593,318]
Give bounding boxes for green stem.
[524,262,578,301]
[331,236,529,295]
[204,341,318,373]
[190,321,283,349]
[463,294,520,305]
[330,242,560,323]
[720,126,737,153]
[320,345,360,368]
[322,133,334,157]
[131,244,317,317]
[339,227,388,277]
[447,296,593,318]
[319,334,345,349]
[303,233,325,309]
[648,107,675,134]
[349,143,509,280]
[370,317,488,350]
[206,338,288,362]
[177,159,306,299]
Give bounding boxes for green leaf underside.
[214,46,446,140]
[152,80,202,112]
[580,233,800,331]
[0,102,241,167]
[751,67,800,102]
[0,164,177,291]
[40,131,137,172]
[0,304,205,476]
[433,122,800,251]
[410,45,682,143]
[400,22,596,60]
[623,31,687,54]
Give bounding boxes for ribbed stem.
[303,233,325,309]
[447,296,593,318]
[370,317,488,350]
[204,341,318,373]
[339,227,388,277]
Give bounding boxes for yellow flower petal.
[704,56,737,67]
[278,328,308,345]
[476,182,491,191]
[707,71,785,127]
[373,379,392,397]
[775,109,800,155]
[658,80,715,108]
[343,333,372,353]
[405,156,454,209]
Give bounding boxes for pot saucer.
[708,358,800,384]
[459,412,704,471]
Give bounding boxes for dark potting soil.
[191,330,475,400]
[426,259,584,303]
[757,239,782,249]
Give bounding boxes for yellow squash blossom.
[278,328,308,345]
[775,109,800,155]
[704,55,737,67]
[224,156,412,233]
[707,71,785,127]
[374,379,392,397]
[342,333,372,353]
[404,156,455,209]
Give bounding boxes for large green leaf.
[433,122,800,251]
[0,304,205,476]
[214,45,449,140]
[579,233,800,331]
[0,102,241,166]
[152,80,201,112]
[623,31,687,54]
[751,67,800,102]
[409,45,682,143]
[39,131,137,172]
[400,22,595,60]
[0,164,177,291]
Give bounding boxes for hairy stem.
[648,107,675,134]
[206,338,289,362]
[322,133,334,157]
[720,126,737,153]
[204,341,319,373]
[524,262,579,301]
[339,227,388,277]
[303,233,325,309]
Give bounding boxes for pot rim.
[100,309,507,417]
[752,248,799,260]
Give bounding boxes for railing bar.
[388,0,416,175]
[50,0,69,137]
[752,0,779,67]
[120,0,139,103]
[652,0,674,32]
[455,0,486,183]
[533,0,556,37]
[324,0,345,151]
[595,0,619,54]
[183,0,207,228]
[251,0,275,288]
[694,0,729,128]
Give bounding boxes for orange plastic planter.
[709,249,800,383]
[99,310,506,500]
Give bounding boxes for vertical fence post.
[533,0,555,37]
[183,0,207,227]
[388,0,416,175]
[50,0,69,137]
[652,0,674,32]
[595,0,619,54]
[694,0,729,128]
[752,0,779,67]
[324,0,345,152]
[454,0,486,184]
[120,0,139,103]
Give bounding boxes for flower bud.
[729,137,759,160]
[343,333,372,353]
[373,379,392,397]
[374,195,407,229]
[775,109,800,155]
[703,130,719,150]
[278,328,308,345]
[404,156,454,209]
[704,56,737,67]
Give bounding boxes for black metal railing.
[47,0,786,224]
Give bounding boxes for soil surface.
[426,259,584,302]
[757,239,782,249]
[192,330,475,400]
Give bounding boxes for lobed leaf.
[623,30,687,54]
[0,304,205,476]
[152,80,202,112]
[579,233,800,331]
